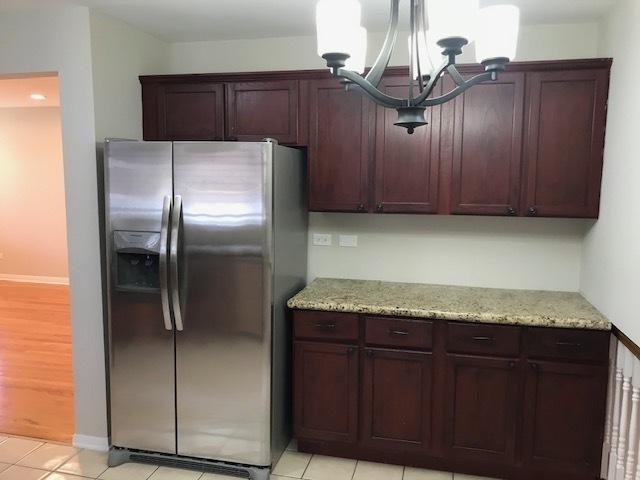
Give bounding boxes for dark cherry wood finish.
[293,310,359,342]
[140,58,611,218]
[306,79,373,212]
[225,80,300,144]
[156,83,225,141]
[293,341,359,443]
[444,354,520,465]
[292,309,610,480]
[523,69,609,218]
[449,73,525,216]
[362,348,433,451]
[373,77,441,214]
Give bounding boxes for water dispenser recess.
[113,231,161,292]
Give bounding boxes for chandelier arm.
[409,0,416,102]
[447,65,466,87]
[421,72,495,107]
[338,69,406,108]
[364,0,400,88]
[411,58,451,106]
[415,0,427,93]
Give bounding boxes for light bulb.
[427,0,480,43]
[316,0,362,57]
[476,5,520,62]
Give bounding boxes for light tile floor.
[0,434,499,480]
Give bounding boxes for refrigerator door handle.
[170,195,184,331]
[159,195,173,331]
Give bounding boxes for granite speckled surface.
[287,278,611,331]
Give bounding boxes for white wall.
[0,4,108,445]
[0,107,68,279]
[90,11,168,141]
[581,0,640,343]
[167,21,601,292]
[167,22,600,74]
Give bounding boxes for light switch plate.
[339,235,358,247]
[312,233,332,246]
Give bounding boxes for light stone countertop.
[287,278,611,331]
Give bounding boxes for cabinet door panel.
[444,355,519,464]
[157,83,224,141]
[450,73,525,215]
[225,80,299,143]
[524,69,608,218]
[522,361,607,476]
[308,79,372,212]
[374,77,440,213]
[362,349,432,451]
[293,342,359,443]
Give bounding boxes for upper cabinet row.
[140,59,611,219]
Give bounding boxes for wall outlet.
[312,233,333,246]
[339,235,358,247]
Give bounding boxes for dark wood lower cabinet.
[293,341,359,443]
[293,310,610,480]
[522,360,608,478]
[444,355,519,464]
[362,348,432,451]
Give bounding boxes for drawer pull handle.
[315,323,337,330]
[389,329,409,336]
[556,341,582,348]
[472,336,495,342]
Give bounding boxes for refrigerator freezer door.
[173,142,272,466]
[105,140,176,454]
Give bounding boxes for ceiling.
[2,0,616,43]
[0,75,60,108]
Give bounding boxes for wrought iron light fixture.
[316,0,520,134]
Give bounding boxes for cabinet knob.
[507,206,517,216]
[376,204,384,212]
[347,347,356,355]
[227,136,238,142]
[509,361,516,369]
[357,203,365,212]
[530,363,538,371]
[366,349,374,357]
[528,207,537,216]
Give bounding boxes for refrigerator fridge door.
[173,142,272,466]
[105,140,176,454]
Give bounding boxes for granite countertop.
[287,278,611,331]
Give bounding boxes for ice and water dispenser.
[113,231,161,291]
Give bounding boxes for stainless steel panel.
[173,142,272,466]
[270,144,308,465]
[104,140,176,454]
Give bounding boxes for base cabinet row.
[292,311,609,480]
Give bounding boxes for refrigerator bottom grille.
[109,448,269,480]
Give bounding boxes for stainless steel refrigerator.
[103,140,307,479]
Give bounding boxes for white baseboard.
[72,434,110,452]
[0,274,69,285]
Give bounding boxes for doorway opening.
[0,73,74,442]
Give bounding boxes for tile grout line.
[300,452,313,479]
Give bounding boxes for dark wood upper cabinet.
[522,360,608,477]
[523,69,609,218]
[307,79,372,212]
[293,341,359,443]
[225,80,300,144]
[156,83,225,141]
[374,77,441,214]
[449,73,525,216]
[444,354,519,465]
[361,348,432,451]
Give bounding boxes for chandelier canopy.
[315,0,520,134]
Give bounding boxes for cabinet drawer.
[293,311,359,342]
[524,328,610,363]
[365,317,433,350]
[447,322,520,356]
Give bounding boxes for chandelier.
[315,0,520,134]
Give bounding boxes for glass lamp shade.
[407,31,435,78]
[475,5,520,62]
[345,26,367,73]
[316,0,362,57]
[427,0,480,43]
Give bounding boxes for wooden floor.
[0,281,73,442]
